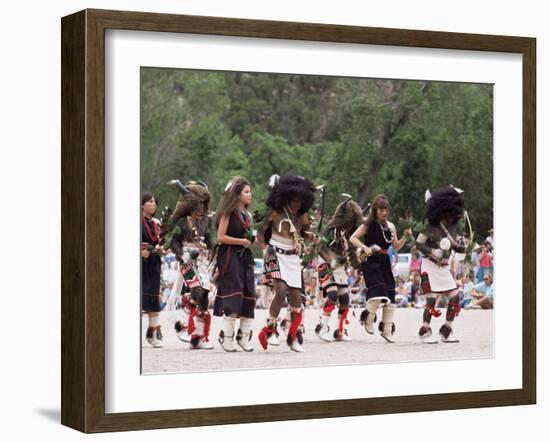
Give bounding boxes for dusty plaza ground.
[142,307,494,374]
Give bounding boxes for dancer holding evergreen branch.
[257,175,317,353]
[161,179,214,350]
[415,185,468,343]
[350,194,412,343]
[315,196,364,342]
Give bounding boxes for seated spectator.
[459,273,475,308]
[467,271,494,309]
[395,277,409,308]
[410,272,424,308]
[405,275,413,303]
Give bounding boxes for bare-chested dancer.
[256,175,316,353]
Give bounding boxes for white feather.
[268,174,280,189]
[450,184,464,194]
[424,189,432,202]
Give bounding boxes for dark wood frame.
[61,9,536,433]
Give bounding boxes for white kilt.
[181,246,212,291]
[421,258,457,293]
[330,263,348,285]
[269,237,303,289]
[318,257,348,287]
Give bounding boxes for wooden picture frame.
[61,9,536,433]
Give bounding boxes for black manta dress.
[361,222,396,303]
[213,210,256,318]
[141,216,162,312]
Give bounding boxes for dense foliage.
[141,68,493,246]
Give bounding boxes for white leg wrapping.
[319,313,332,342]
[368,296,390,311]
[364,298,385,334]
[290,339,305,352]
[381,303,396,336]
[219,316,237,352]
[266,318,280,346]
[237,317,254,352]
[149,313,160,328]
[366,298,382,313]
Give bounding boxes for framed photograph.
[61,9,536,433]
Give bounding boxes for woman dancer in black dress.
[141,192,163,348]
[350,195,411,343]
[213,177,256,352]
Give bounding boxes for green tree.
[140,68,493,240]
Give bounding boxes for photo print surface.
[139,68,494,375]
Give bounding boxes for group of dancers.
[141,174,469,352]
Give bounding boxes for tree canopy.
[141,68,493,245]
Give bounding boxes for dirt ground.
[141,307,494,374]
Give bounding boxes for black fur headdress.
[266,175,316,215]
[424,185,465,226]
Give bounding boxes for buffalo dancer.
[161,179,214,350]
[315,197,364,342]
[416,186,467,343]
[257,175,316,353]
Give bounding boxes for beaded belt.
[272,246,298,255]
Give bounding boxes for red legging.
[269,279,302,318]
